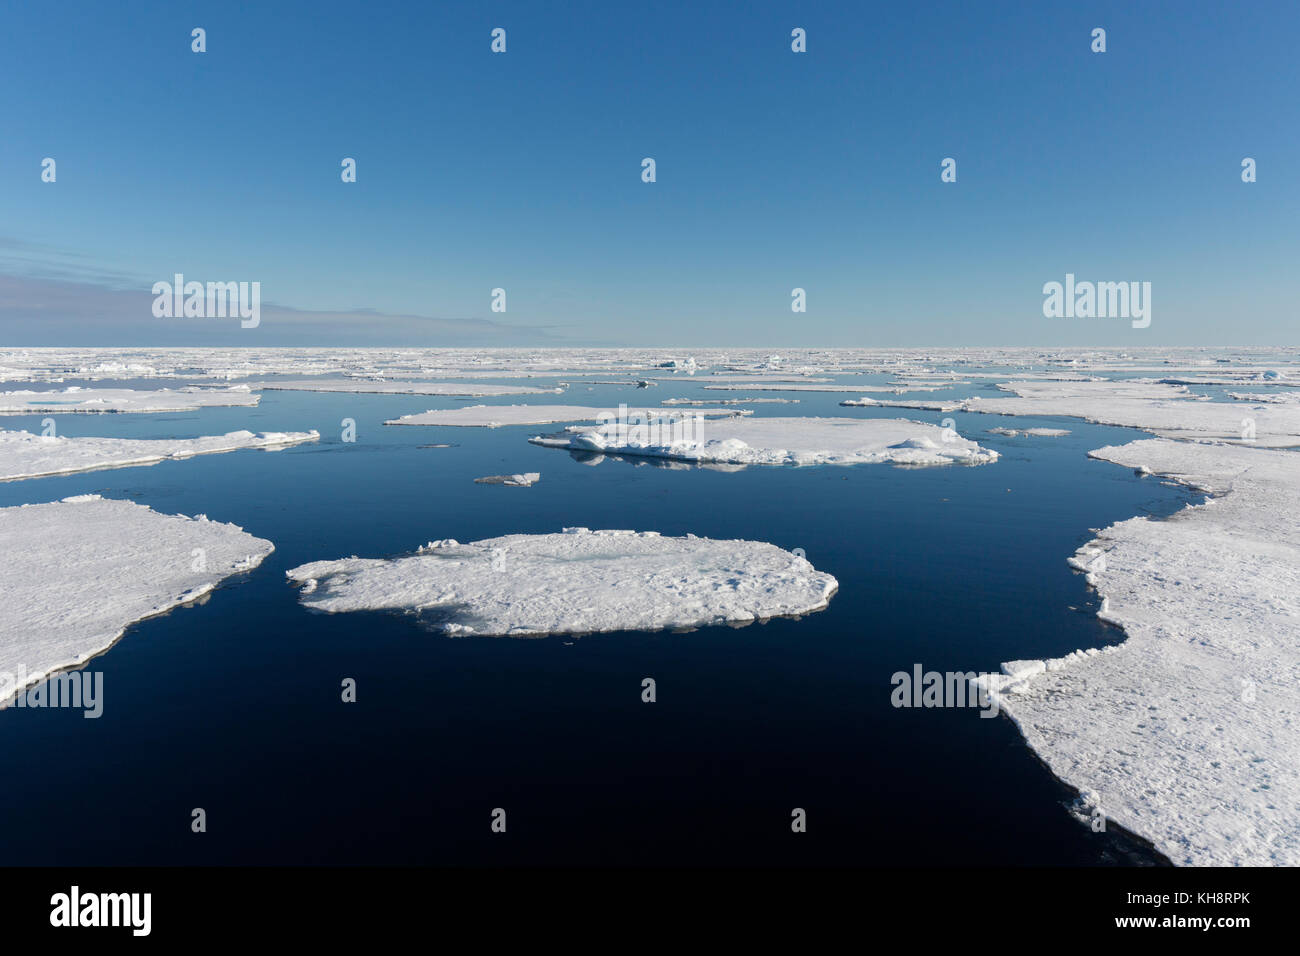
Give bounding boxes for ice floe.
[286,528,838,637]
[873,380,1300,448]
[253,379,562,396]
[703,383,880,393]
[986,427,1071,437]
[0,386,259,414]
[980,438,1300,866]
[474,473,540,486]
[529,416,998,467]
[0,428,318,481]
[386,405,746,428]
[0,495,274,705]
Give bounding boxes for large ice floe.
[529,416,998,467]
[0,495,273,704]
[286,529,838,637]
[253,379,562,397]
[0,428,318,481]
[924,380,1300,448]
[979,439,1300,865]
[0,386,259,414]
[386,405,747,427]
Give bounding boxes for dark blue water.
[0,376,1192,865]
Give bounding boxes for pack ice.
[286,529,838,637]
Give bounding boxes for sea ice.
[286,528,838,637]
[474,473,540,486]
[0,386,259,414]
[254,379,562,397]
[0,428,318,481]
[950,381,1300,448]
[981,438,1300,866]
[386,405,746,428]
[0,495,274,704]
[986,427,1071,437]
[530,416,998,467]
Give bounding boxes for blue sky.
[1,0,1296,346]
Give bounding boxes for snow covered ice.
[387,404,747,428]
[0,495,274,705]
[287,529,838,637]
[979,438,1300,866]
[530,416,998,467]
[0,428,318,481]
[254,378,563,397]
[0,385,259,414]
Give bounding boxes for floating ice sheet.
[0,428,318,481]
[287,529,838,637]
[387,405,747,427]
[253,379,562,397]
[980,439,1300,865]
[0,386,259,414]
[530,416,998,467]
[0,495,274,705]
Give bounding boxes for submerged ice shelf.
[0,495,274,705]
[287,529,838,637]
[0,428,319,481]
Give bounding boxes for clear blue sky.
[1,0,1296,346]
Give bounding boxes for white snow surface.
[0,428,318,481]
[980,439,1300,865]
[0,386,259,414]
[287,528,838,637]
[929,380,1300,448]
[530,416,998,467]
[0,495,274,704]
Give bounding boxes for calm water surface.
[0,375,1192,865]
